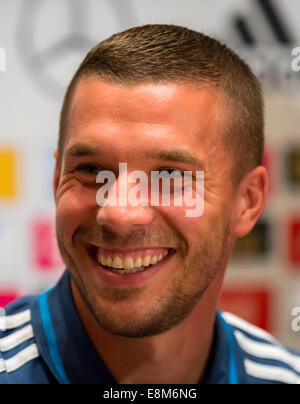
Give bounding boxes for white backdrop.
[0,0,300,349]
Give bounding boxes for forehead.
[67,78,224,156]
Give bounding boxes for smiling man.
[1,24,300,385]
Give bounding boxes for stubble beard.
[56,222,230,338]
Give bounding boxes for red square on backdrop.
[288,219,300,266]
[0,291,19,308]
[218,287,271,331]
[31,218,64,272]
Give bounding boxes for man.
[1,24,299,384]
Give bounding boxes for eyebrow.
[145,149,206,170]
[65,143,101,158]
[65,142,206,170]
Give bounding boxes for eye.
[157,169,183,177]
[152,169,185,194]
[76,164,101,175]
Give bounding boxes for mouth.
[86,244,177,286]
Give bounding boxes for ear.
[53,149,60,206]
[231,166,268,238]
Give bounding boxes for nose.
[96,170,155,232]
[96,205,154,233]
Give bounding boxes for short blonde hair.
[58,24,264,185]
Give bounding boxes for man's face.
[54,78,235,337]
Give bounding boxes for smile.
[96,247,170,274]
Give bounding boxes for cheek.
[164,200,228,260]
[56,185,97,243]
[159,207,205,257]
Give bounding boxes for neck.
[71,266,225,384]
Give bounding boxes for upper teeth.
[97,250,168,270]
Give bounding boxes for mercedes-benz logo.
[16,0,137,100]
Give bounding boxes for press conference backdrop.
[0,0,300,349]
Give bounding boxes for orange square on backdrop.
[0,149,17,199]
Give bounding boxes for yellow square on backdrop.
[0,149,17,199]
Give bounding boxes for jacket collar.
[31,270,244,384]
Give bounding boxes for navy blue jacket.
[0,270,300,384]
